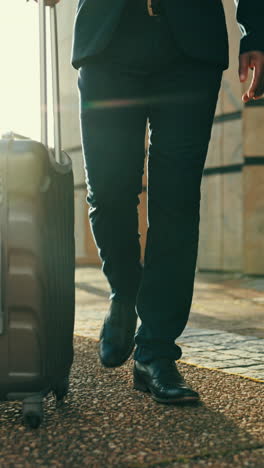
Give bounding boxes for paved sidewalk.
[178,328,264,382]
[75,267,264,382]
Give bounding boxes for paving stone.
[181,328,223,337]
[193,354,241,363]
[213,360,263,368]
[178,329,264,381]
[216,367,264,379]
[180,336,257,347]
[238,344,264,353]
[219,349,261,359]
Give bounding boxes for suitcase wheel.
[23,395,44,429]
[53,376,69,407]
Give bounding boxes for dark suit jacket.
[71,0,264,70]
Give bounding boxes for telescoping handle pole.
[39,0,62,164]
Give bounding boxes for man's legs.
[135,59,223,363]
[77,5,223,401]
[78,62,148,366]
[78,63,148,303]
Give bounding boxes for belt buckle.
[147,0,160,16]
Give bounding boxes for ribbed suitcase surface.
[0,136,75,426]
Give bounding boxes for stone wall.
[198,0,264,275]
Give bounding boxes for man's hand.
[239,51,264,103]
[33,0,61,5]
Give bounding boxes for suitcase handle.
[39,0,62,164]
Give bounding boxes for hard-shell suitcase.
[0,1,75,428]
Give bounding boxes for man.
[45,0,264,403]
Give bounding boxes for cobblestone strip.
[178,328,264,382]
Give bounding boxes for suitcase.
[0,1,75,428]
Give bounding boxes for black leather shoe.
[99,300,137,368]
[134,358,199,404]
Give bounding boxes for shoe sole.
[134,376,199,404]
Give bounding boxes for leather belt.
[147,0,161,16]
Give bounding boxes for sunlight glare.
[0,0,54,146]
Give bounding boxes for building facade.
[198,0,264,275]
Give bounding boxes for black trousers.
[77,0,222,362]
